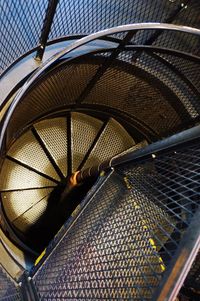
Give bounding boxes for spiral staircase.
[0,1,200,300]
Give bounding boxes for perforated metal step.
[0,112,136,250]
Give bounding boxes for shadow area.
[20,176,97,253]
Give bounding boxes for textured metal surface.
[2,189,52,230]
[134,51,200,119]
[31,173,169,300]
[34,117,68,177]
[84,53,183,136]
[3,22,200,148]
[13,195,50,232]
[83,118,135,169]
[49,0,193,39]
[6,60,100,144]
[31,137,200,300]
[152,0,200,56]
[0,265,22,301]
[1,109,139,247]
[8,130,60,181]
[0,159,56,191]
[71,112,103,171]
[0,0,49,74]
[1,0,200,75]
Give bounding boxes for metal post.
[35,0,59,61]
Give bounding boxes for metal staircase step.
[82,117,135,169]
[71,112,103,172]
[34,117,68,177]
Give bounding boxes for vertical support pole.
[35,0,59,61]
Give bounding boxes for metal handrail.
[73,124,200,185]
[1,23,200,148]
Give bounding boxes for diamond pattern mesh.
[0,265,22,301]
[13,195,50,232]
[1,0,200,75]
[6,60,101,144]
[83,53,184,136]
[133,51,200,119]
[1,2,200,299]
[119,141,200,233]
[6,50,195,147]
[30,136,200,300]
[49,0,184,39]
[0,0,49,74]
[31,173,167,300]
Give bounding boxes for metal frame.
[1,23,200,150]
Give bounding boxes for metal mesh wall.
[1,1,200,75]
[5,44,200,149]
[30,136,200,300]
[49,0,182,38]
[0,265,22,301]
[0,0,49,75]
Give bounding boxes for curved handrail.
[1,23,200,148]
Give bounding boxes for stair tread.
[34,117,68,177]
[0,159,56,191]
[82,118,135,169]
[2,188,52,224]
[71,112,103,171]
[8,130,60,181]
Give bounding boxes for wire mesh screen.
[1,0,200,76]
[49,0,184,39]
[31,136,200,300]
[0,265,22,301]
[5,44,200,150]
[0,0,49,75]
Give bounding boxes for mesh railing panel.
[1,1,200,76]
[133,52,200,120]
[0,265,22,301]
[0,0,49,75]
[31,137,200,300]
[49,0,182,38]
[118,140,200,233]
[154,53,200,95]
[6,48,198,148]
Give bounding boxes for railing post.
[35,0,59,61]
